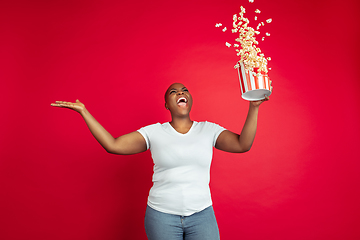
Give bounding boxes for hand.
[250,81,273,107]
[51,99,86,114]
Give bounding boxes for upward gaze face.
[165,83,193,117]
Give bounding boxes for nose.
[177,91,184,95]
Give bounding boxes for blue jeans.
[144,205,220,240]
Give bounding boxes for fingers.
[50,101,74,108]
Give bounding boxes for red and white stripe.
[237,61,271,95]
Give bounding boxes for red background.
[1,0,360,239]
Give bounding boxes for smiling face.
[165,83,193,117]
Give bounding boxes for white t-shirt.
[137,121,226,216]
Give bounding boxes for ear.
[165,102,169,110]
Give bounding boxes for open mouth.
[177,97,188,106]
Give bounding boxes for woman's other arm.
[51,100,147,155]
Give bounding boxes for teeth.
[177,97,187,103]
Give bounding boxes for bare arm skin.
[215,87,272,153]
[51,100,147,155]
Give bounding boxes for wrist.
[249,102,260,110]
[79,107,88,117]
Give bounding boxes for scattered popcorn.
[256,23,261,30]
[215,23,223,27]
[218,5,273,74]
[249,0,254,3]
[268,68,271,70]
[240,6,246,13]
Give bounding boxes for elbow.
[105,148,115,154]
[227,144,252,153]
[239,147,251,153]
[238,144,252,153]
[105,145,129,155]
[242,148,250,153]
[104,145,119,155]
[105,147,125,155]
[244,145,253,152]
[105,147,115,154]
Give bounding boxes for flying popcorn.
[215,23,223,27]
[216,3,273,101]
[216,4,273,74]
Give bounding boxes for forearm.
[238,104,259,151]
[80,108,116,152]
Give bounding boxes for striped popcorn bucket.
[236,61,272,101]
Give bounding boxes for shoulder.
[137,122,168,134]
[140,122,162,129]
[196,121,226,129]
[194,121,226,137]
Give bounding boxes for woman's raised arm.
[215,84,272,153]
[51,100,147,155]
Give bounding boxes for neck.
[169,115,193,129]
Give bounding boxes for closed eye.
[181,87,189,93]
[170,90,176,94]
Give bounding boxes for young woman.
[51,82,271,240]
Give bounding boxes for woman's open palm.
[51,99,85,113]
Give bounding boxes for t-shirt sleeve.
[206,121,227,147]
[137,123,160,150]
